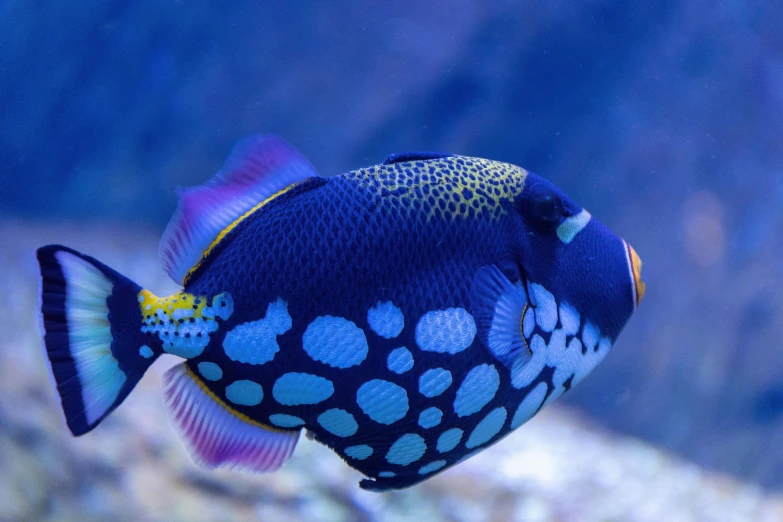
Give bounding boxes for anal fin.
[163,363,299,472]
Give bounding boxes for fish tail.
[37,245,157,436]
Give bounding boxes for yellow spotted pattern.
[346,156,528,221]
[138,289,209,322]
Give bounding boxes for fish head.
[513,171,644,343]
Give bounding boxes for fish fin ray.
[37,245,153,436]
[159,135,319,284]
[162,362,299,472]
[470,264,531,368]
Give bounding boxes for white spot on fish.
[197,361,222,381]
[573,336,612,388]
[415,308,476,354]
[387,347,413,374]
[385,433,426,465]
[272,372,334,406]
[466,407,507,449]
[344,445,373,460]
[556,209,591,244]
[531,284,557,332]
[356,379,409,425]
[523,306,536,338]
[511,382,548,429]
[418,368,452,398]
[418,460,447,475]
[511,334,548,389]
[436,428,463,453]
[453,364,499,417]
[418,407,443,428]
[141,293,233,359]
[269,414,305,428]
[582,321,599,352]
[559,301,580,336]
[139,345,153,359]
[367,301,405,339]
[317,408,358,437]
[172,308,194,320]
[201,292,234,320]
[225,380,263,406]
[223,298,291,365]
[302,316,368,368]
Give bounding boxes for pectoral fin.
[470,264,532,368]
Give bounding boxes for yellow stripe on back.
[183,183,297,285]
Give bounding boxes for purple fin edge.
[159,135,319,283]
[162,363,299,472]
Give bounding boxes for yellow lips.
[626,242,645,307]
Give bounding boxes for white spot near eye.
[556,209,591,244]
[415,308,476,354]
[367,301,405,339]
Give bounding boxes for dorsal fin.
[383,151,451,164]
[160,135,319,284]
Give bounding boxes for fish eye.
[525,186,564,231]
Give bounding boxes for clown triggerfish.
[36,135,645,491]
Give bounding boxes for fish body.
[36,136,644,491]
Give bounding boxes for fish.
[36,135,645,491]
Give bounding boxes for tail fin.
[37,245,157,436]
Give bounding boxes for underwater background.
[2,1,783,521]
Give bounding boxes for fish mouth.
[624,240,645,308]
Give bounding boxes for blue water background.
[2,0,783,509]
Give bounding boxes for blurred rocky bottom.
[2,219,782,522]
